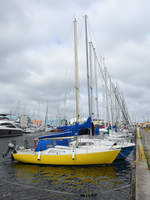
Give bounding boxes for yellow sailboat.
[12,143,120,165]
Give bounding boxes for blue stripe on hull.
[116,145,134,160]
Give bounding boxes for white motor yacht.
[0,120,24,138]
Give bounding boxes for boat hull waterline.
[12,149,120,165]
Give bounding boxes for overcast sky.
[0,0,150,122]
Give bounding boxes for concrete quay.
[135,128,150,200]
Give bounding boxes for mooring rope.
[101,184,130,193]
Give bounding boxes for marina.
[0,1,150,199]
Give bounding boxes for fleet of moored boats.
[2,116,135,166]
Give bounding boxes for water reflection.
[12,163,121,194]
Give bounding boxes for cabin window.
[1,123,16,128]
[79,142,94,146]
[7,124,16,128]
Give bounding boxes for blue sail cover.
[38,130,78,140]
[38,122,79,140]
[36,129,77,152]
[56,117,92,130]
[78,117,91,129]
[94,124,100,135]
[35,138,70,152]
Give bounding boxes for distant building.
[142,122,150,128]
[32,120,43,126]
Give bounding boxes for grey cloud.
[0,0,150,121]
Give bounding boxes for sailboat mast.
[89,41,93,118]
[85,15,93,137]
[85,15,91,119]
[93,46,99,119]
[73,18,79,122]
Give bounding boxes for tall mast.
[73,18,79,122]
[93,46,99,119]
[103,60,110,125]
[85,15,91,119]
[85,15,92,137]
[89,41,93,118]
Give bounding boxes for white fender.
[72,150,75,160]
[37,151,41,160]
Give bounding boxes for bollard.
[138,144,144,161]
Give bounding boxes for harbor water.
[0,133,134,200]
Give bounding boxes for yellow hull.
[12,149,120,165]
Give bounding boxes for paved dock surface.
[136,128,150,200]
